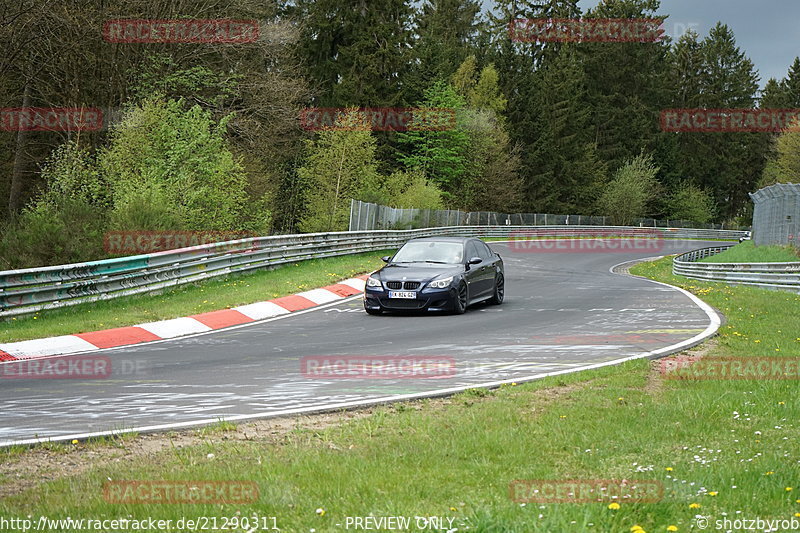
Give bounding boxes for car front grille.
[380,298,426,309]
[385,281,421,290]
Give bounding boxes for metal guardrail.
[0,225,748,317]
[673,245,800,292]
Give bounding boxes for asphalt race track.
[0,239,724,446]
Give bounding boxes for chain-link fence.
[349,199,740,232]
[749,183,800,248]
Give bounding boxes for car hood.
[377,263,464,281]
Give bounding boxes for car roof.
[405,237,479,244]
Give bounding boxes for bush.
[667,182,716,223]
[0,142,107,267]
[596,153,660,226]
[102,98,250,231]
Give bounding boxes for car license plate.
[388,291,416,299]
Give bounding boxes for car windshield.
[391,241,463,264]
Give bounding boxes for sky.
[576,0,800,88]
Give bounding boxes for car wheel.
[453,282,468,314]
[488,273,504,305]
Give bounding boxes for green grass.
[700,240,799,263]
[2,255,800,531]
[0,251,391,343]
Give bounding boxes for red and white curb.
[0,276,368,361]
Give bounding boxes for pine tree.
[783,57,800,108]
[484,0,583,211]
[579,0,672,171]
[409,0,482,102]
[698,23,762,220]
[761,58,800,109]
[293,0,414,107]
[526,45,606,213]
[761,78,789,109]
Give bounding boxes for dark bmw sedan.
[363,237,504,315]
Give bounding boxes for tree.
[292,0,414,107]
[380,170,444,209]
[580,0,672,171]
[0,0,308,228]
[0,142,109,267]
[596,153,660,226]
[524,45,606,213]
[760,117,800,187]
[667,182,716,223]
[409,0,482,101]
[451,58,522,211]
[761,58,800,109]
[663,23,766,221]
[397,81,471,200]
[102,99,251,232]
[484,0,582,205]
[297,111,381,232]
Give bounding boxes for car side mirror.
[381,256,391,262]
[468,257,482,265]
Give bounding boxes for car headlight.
[366,276,382,287]
[428,276,454,289]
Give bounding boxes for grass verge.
[2,256,800,531]
[700,240,800,263]
[0,251,392,343]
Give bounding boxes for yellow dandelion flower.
[315,508,325,516]
[631,525,643,531]
[786,487,793,492]
[708,491,718,496]
[667,527,678,532]
[665,467,673,472]
[71,439,78,444]
[689,503,701,509]
[607,502,620,510]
